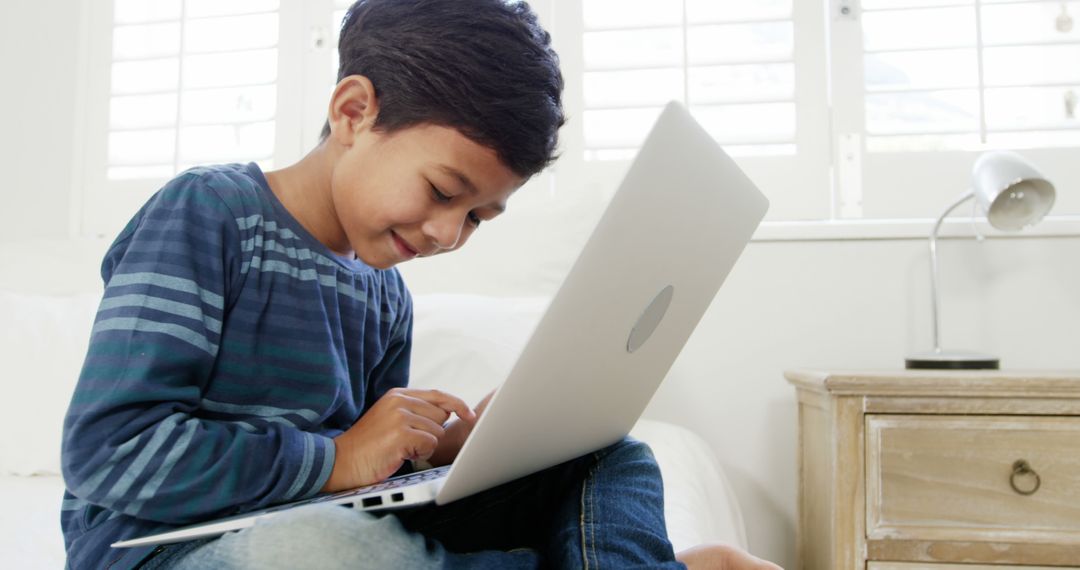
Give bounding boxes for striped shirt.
[60,163,413,569]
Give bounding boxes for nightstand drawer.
[866,414,1080,543]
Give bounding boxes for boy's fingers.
[403,430,440,462]
[474,389,496,418]
[395,394,452,425]
[409,389,476,423]
[405,412,446,440]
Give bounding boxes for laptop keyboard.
[309,465,450,503]
[357,465,449,494]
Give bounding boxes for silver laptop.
[114,101,769,548]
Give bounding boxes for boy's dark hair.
[323,0,564,179]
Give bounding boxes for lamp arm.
[928,190,976,353]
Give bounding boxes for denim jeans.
[143,438,685,569]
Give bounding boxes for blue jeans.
[143,438,685,569]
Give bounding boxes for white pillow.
[0,290,100,475]
[409,294,549,407]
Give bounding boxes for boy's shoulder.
[166,162,268,214]
[129,162,276,239]
[113,162,272,255]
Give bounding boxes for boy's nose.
[421,211,466,252]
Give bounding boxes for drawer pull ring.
[1010,459,1041,496]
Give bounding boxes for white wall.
[4,2,1079,568]
[0,0,83,241]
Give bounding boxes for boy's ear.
[327,75,380,146]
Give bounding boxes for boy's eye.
[430,185,452,202]
[430,183,482,227]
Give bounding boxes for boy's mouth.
[391,232,419,259]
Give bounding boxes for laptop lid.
[436,101,769,504]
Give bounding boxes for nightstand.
[785,370,1080,570]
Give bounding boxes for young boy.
[61,1,781,568]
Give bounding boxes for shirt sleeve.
[365,282,413,405]
[61,172,335,525]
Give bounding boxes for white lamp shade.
[971,151,1056,231]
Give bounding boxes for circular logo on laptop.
[627,285,674,353]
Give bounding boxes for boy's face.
[330,123,523,270]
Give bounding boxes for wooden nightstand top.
[784,369,1080,398]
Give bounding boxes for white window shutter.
[848,0,1080,219]
[106,0,281,180]
[79,0,310,238]
[580,0,799,158]
[861,0,1080,152]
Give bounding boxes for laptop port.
[361,496,383,508]
[391,493,404,503]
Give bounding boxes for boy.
[61,0,781,568]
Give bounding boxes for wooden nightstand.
[786,370,1080,570]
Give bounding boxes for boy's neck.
[264,144,354,259]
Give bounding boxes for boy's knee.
[605,436,657,463]
[246,504,380,553]
[593,437,662,479]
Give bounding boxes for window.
[861,0,1080,152]
[77,0,1079,239]
[78,0,308,237]
[105,0,280,181]
[842,0,1080,222]
[331,0,352,78]
[580,0,799,160]
[551,0,833,222]
[551,0,1079,230]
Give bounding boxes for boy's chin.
[354,251,401,270]
[363,257,397,270]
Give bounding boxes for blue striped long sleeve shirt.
[60,163,413,569]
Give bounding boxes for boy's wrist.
[321,437,347,493]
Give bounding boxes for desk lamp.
[905,151,1056,370]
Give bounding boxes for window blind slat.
[106,0,280,178]
[863,0,1080,148]
[581,0,798,159]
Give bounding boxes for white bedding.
[1,419,744,568]
[0,475,66,569]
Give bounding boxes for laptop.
[113,101,769,548]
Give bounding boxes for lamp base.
[905,350,1000,370]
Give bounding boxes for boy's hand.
[426,389,496,467]
[321,388,475,492]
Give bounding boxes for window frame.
[549,0,833,223]
[74,0,312,238]
[72,0,1080,241]
[549,0,1080,239]
[827,0,1080,232]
